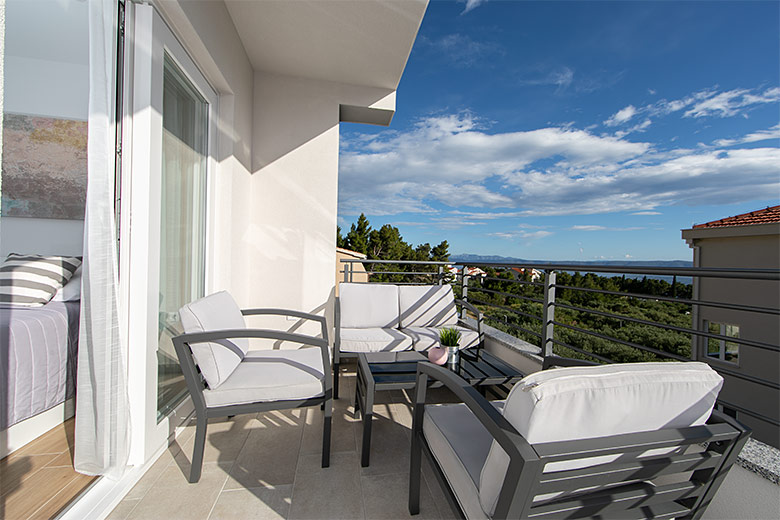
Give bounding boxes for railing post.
[541,271,556,359]
[343,261,352,283]
[460,271,470,320]
[437,265,444,285]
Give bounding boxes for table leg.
[361,382,375,467]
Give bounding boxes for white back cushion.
[339,283,400,329]
[399,285,458,328]
[179,291,249,389]
[478,362,723,515]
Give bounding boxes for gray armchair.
[172,291,332,483]
[409,361,750,519]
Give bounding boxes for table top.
[358,349,526,388]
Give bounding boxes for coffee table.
[354,349,526,467]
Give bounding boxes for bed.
[1,300,80,430]
[0,254,82,456]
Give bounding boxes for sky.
[337,0,780,261]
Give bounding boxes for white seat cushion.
[179,291,249,389]
[478,362,724,516]
[202,348,324,407]
[399,285,458,328]
[339,327,412,353]
[339,283,400,328]
[402,326,480,352]
[423,402,504,520]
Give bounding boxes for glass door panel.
[157,53,208,420]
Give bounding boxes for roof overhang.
[681,222,780,247]
[224,0,428,126]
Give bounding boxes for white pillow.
[52,265,83,301]
[478,362,724,516]
[398,285,458,328]
[179,291,249,389]
[339,283,400,329]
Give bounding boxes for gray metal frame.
[172,308,332,483]
[409,362,750,520]
[333,294,484,399]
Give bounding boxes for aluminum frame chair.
[172,307,332,483]
[409,362,750,520]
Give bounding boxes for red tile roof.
[693,205,780,229]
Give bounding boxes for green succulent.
[438,327,462,347]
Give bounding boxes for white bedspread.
[0,300,80,429]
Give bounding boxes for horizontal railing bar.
[467,286,544,304]
[554,301,780,353]
[549,339,616,364]
[365,271,438,276]
[477,275,544,287]
[341,259,452,265]
[716,399,780,426]
[552,323,780,390]
[553,283,780,316]
[467,296,544,322]
[482,315,543,338]
[552,321,692,362]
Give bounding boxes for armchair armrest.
[172,328,332,411]
[241,307,328,344]
[412,363,540,518]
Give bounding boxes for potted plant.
[438,327,462,365]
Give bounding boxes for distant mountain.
[450,253,692,268]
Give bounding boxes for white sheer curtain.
[74,0,130,479]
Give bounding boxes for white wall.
[250,73,397,337]
[0,0,88,257]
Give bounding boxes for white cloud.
[571,225,606,231]
[340,112,780,218]
[420,34,502,67]
[604,105,637,126]
[632,211,662,215]
[520,66,575,92]
[714,124,780,147]
[461,0,488,15]
[489,230,553,240]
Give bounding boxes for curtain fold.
[74,0,130,479]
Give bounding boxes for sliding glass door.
[156,54,209,419]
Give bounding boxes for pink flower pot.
[428,347,448,365]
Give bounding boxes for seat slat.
[536,451,721,494]
[528,481,703,518]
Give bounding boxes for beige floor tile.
[176,415,254,466]
[106,498,141,520]
[125,462,230,520]
[289,451,364,519]
[123,446,178,500]
[361,472,441,520]
[208,485,292,520]
[354,412,413,477]
[224,410,304,490]
[300,404,357,456]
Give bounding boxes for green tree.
[345,213,371,254]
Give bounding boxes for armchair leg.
[322,398,332,468]
[409,430,422,515]
[333,363,340,399]
[189,414,208,483]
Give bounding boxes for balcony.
[105,259,778,520]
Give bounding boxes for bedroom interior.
[1,0,94,517]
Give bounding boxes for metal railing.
[339,258,780,432]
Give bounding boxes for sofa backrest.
[398,285,458,328]
[179,291,249,389]
[478,361,724,516]
[339,283,400,329]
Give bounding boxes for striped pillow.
[0,254,82,307]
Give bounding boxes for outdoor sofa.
[334,283,483,398]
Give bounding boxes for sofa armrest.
[456,298,483,343]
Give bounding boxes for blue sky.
[338,0,780,261]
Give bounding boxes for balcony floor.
[109,362,455,520]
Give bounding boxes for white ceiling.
[224,0,428,90]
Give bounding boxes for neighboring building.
[682,205,780,447]
[511,267,542,282]
[336,247,368,288]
